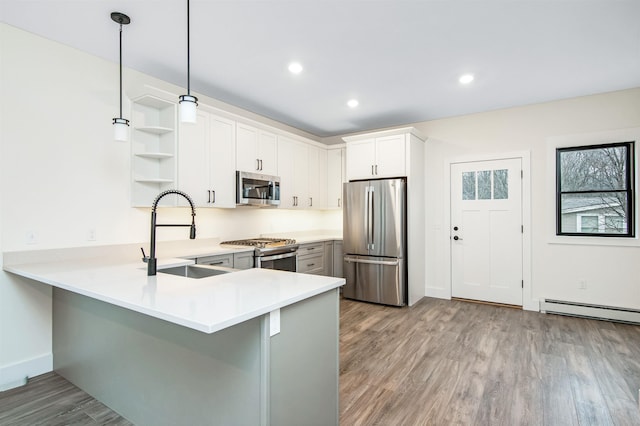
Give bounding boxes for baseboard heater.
[540,299,640,325]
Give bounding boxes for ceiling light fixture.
[179,0,198,123]
[347,99,359,108]
[459,73,474,85]
[288,62,303,74]
[111,12,131,142]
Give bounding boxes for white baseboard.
[0,353,52,391]
[425,286,451,300]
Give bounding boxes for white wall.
[0,24,338,389]
[414,89,640,309]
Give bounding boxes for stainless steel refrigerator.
[343,178,407,306]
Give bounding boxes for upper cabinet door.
[209,115,236,208]
[375,135,406,178]
[346,138,376,180]
[307,145,327,209]
[178,110,210,206]
[257,130,277,175]
[236,123,259,172]
[236,123,277,175]
[326,148,344,209]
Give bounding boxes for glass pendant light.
[179,0,198,123]
[111,12,131,141]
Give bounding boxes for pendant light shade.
[179,0,198,124]
[111,12,131,141]
[179,95,198,124]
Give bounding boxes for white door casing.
[450,158,523,305]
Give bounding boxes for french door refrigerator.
[343,178,407,306]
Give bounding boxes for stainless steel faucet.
[143,190,196,276]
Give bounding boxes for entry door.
[450,158,523,305]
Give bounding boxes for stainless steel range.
[221,238,298,272]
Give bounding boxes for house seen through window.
[556,141,635,237]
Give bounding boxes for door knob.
[453,226,459,231]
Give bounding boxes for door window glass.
[478,170,491,199]
[462,172,476,200]
[493,169,508,199]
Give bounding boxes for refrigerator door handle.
[369,186,375,250]
[344,256,399,266]
[365,186,370,250]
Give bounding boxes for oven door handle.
[259,251,298,262]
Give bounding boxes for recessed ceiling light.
[347,99,359,108]
[459,74,474,85]
[288,62,303,74]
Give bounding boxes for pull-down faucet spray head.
[147,189,197,276]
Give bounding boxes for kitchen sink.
[157,264,233,279]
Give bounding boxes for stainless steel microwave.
[236,171,281,206]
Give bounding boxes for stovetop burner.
[221,237,297,249]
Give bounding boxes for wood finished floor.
[1,297,639,425]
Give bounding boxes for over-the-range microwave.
[236,171,281,207]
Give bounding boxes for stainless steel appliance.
[236,171,281,207]
[343,178,407,306]
[221,238,298,272]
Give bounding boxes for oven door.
[257,251,297,272]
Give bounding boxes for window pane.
[579,216,599,233]
[477,170,491,199]
[559,145,628,192]
[560,193,629,234]
[493,169,508,199]
[462,172,476,200]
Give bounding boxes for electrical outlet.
[25,231,37,245]
[578,280,587,290]
[87,228,96,241]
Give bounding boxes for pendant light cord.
[119,22,123,119]
[187,0,191,96]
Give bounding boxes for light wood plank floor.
[340,297,640,425]
[1,297,639,425]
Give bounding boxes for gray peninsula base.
[52,287,339,426]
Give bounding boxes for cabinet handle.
[309,197,313,207]
[210,261,224,265]
[338,198,341,207]
[256,159,260,170]
[375,164,378,175]
[371,165,374,175]
[307,263,315,267]
[260,159,263,170]
[207,190,211,203]
[307,247,315,251]
[212,190,216,204]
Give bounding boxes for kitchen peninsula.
[3,241,344,426]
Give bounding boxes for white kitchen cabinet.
[277,136,308,208]
[236,123,277,175]
[345,134,406,180]
[178,110,236,208]
[326,147,345,209]
[307,145,327,209]
[131,95,178,207]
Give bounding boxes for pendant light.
[179,0,198,123]
[111,12,131,141]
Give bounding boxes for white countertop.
[4,255,344,334]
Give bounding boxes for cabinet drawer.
[195,253,233,267]
[298,252,324,275]
[298,242,324,256]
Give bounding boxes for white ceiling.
[3,1,640,138]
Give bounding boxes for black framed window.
[557,141,634,237]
